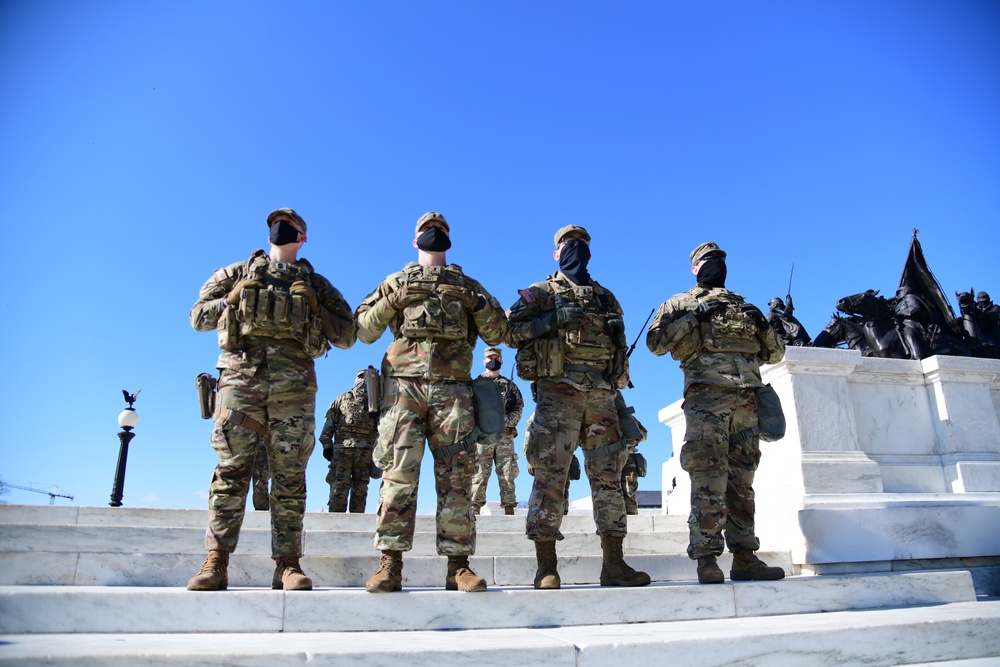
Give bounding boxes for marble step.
[0,504,682,532]
[1,599,997,666]
[0,570,976,634]
[0,549,790,587]
[0,524,689,557]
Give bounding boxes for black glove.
[322,447,333,461]
[741,304,769,332]
[605,312,627,348]
[527,303,584,338]
[694,299,725,322]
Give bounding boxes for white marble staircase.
[1,504,999,666]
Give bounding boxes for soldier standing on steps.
[187,208,356,592]
[318,369,381,513]
[507,224,650,590]
[646,241,785,584]
[355,212,509,593]
[471,347,523,515]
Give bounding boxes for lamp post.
[110,391,140,507]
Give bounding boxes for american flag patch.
[214,268,230,283]
[520,289,535,302]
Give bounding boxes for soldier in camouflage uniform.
[471,347,523,515]
[621,415,648,515]
[187,208,357,592]
[524,411,575,514]
[250,438,269,511]
[507,224,649,590]
[646,241,785,584]
[319,369,380,513]
[355,212,510,593]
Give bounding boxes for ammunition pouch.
[702,306,760,355]
[216,307,242,352]
[757,384,786,442]
[195,373,217,420]
[515,336,564,382]
[364,366,380,413]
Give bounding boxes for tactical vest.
[217,250,329,358]
[337,392,378,439]
[397,264,472,343]
[672,288,760,365]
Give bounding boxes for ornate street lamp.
[109,390,140,507]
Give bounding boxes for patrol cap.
[484,346,503,359]
[266,208,307,233]
[415,211,450,236]
[690,241,726,266]
[554,224,591,248]
[356,369,366,378]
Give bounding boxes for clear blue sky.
[1,1,998,513]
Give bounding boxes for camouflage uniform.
[250,437,269,511]
[507,241,631,542]
[319,374,380,513]
[524,412,573,511]
[620,416,647,515]
[646,242,784,562]
[190,210,356,561]
[355,216,509,558]
[471,350,523,512]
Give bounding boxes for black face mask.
[485,359,502,371]
[416,227,452,252]
[269,220,301,246]
[696,257,727,288]
[558,237,592,285]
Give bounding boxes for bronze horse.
[833,290,909,358]
[812,313,871,355]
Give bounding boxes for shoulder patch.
[214,268,230,283]
[519,289,535,302]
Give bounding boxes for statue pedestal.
[660,347,1000,578]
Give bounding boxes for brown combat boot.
[186,550,229,591]
[366,550,403,592]
[599,535,651,587]
[730,550,785,581]
[533,540,561,590]
[504,505,515,515]
[272,557,313,591]
[697,555,725,584]
[446,555,487,592]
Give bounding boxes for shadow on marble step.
[0,525,689,558]
[0,551,791,587]
[0,570,978,635]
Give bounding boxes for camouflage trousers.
[471,439,520,509]
[205,361,316,558]
[325,446,374,513]
[621,466,639,515]
[251,437,270,511]
[373,377,477,555]
[680,384,761,559]
[525,380,627,541]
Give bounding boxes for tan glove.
[385,285,431,311]
[438,284,483,311]
[226,279,264,306]
[289,280,319,313]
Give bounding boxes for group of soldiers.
[186,208,786,593]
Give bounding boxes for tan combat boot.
[366,550,403,592]
[446,555,487,592]
[697,555,725,584]
[599,535,651,587]
[186,550,229,591]
[730,550,785,581]
[504,506,516,515]
[272,557,313,591]
[533,540,561,590]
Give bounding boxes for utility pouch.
[515,345,539,381]
[757,383,786,442]
[471,376,505,446]
[365,366,381,413]
[614,390,643,442]
[195,373,217,420]
[217,307,242,352]
[537,337,564,377]
[633,452,648,478]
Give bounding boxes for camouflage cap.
[484,346,503,359]
[266,208,307,233]
[690,241,726,266]
[356,369,367,378]
[415,211,450,236]
[554,224,591,247]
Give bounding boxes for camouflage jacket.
[190,250,356,376]
[354,263,509,381]
[478,373,524,439]
[507,271,629,391]
[319,389,379,448]
[646,285,784,390]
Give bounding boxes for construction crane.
[4,483,74,505]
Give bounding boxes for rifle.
[626,309,656,359]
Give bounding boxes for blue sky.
[1,1,998,513]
